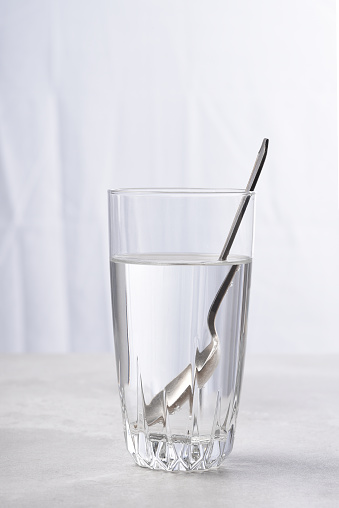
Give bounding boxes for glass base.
[125,427,235,472]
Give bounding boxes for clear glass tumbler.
[108,189,255,472]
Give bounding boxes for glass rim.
[108,188,255,197]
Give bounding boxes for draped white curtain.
[0,0,338,352]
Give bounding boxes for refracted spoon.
[144,139,269,426]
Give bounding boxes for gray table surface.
[0,355,338,507]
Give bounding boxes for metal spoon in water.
[144,139,269,426]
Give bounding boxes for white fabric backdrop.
[0,0,338,352]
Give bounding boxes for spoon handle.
[219,138,269,261]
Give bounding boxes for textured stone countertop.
[1,355,338,507]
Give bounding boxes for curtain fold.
[0,0,338,352]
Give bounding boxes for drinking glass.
[108,188,255,471]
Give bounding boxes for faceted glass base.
[125,427,235,472]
